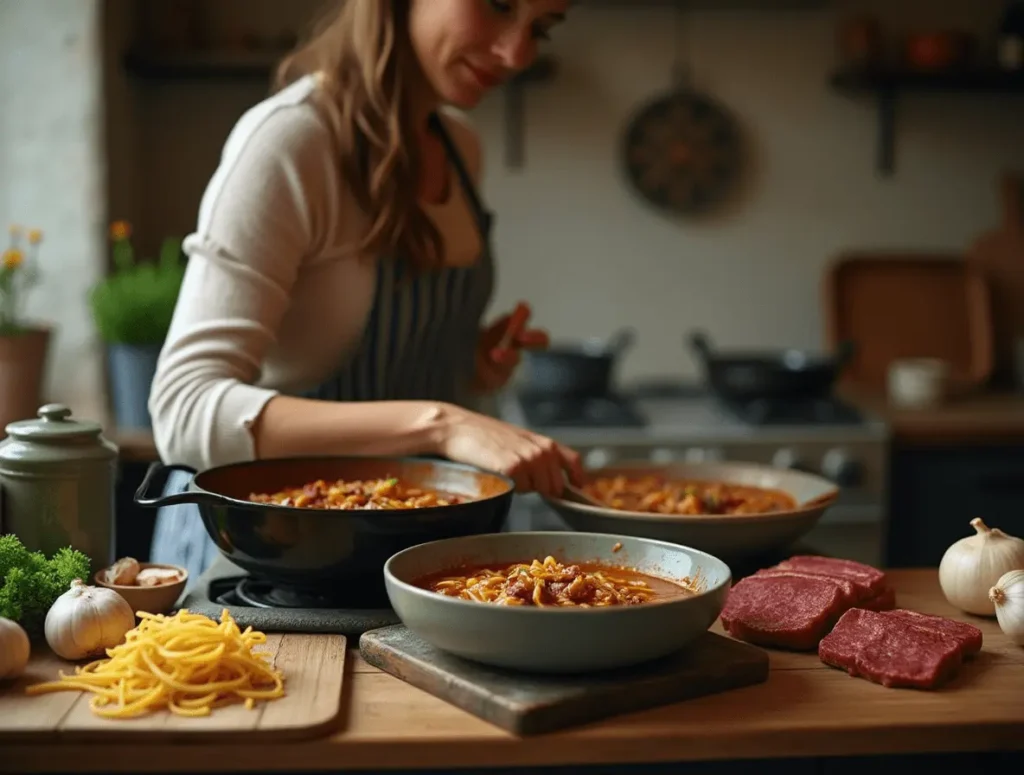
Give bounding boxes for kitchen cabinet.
[886,442,1024,567]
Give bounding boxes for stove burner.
[185,575,400,637]
[215,576,393,610]
[720,396,865,427]
[230,577,391,609]
[518,392,647,428]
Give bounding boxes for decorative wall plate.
[622,88,744,217]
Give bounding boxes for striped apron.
[151,114,496,583]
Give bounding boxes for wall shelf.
[829,66,1024,177]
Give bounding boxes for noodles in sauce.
[583,475,796,515]
[416,556,696,607]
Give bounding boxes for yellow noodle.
[25,609,285,719]
[426,556,659,607]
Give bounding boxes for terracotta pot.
[0,326,52,438]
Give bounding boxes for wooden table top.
[2,569,1022,773]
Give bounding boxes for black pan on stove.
[688,330,856,403]
[134,456,514,592]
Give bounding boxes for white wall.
[0,0,106,420]
[472,1,1024,380]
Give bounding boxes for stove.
[501,381,891,529]
[717,395,865,426]
[178,557,399,636]
[517,391,646,428]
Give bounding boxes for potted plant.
[89,221,185,430]
[0,225,50,438]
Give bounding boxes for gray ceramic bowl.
[383,531,731,674]
[542,462,840,563]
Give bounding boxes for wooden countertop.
[2,570,1022,773]
[842,387,1024,445]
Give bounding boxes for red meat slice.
[856,586,896,611]
[776,555,887,594]
[754,568,868,606]
[819,608,963,689]
[818,607,890,674]
[721,574,848,651]
[880,609,983,657]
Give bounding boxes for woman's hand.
[433,403,583,497]
[472,301,549,394]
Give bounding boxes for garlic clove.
[44,579,136,661]
[135,568,183,587]
[989,569,1024,646]
[105,557,141,586]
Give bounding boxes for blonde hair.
[275,0,443,268]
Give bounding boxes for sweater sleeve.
[148,98,335,470]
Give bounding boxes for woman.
[149,0,579,578]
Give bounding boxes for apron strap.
[428,112,492,235]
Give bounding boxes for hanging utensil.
[621,5,745,217]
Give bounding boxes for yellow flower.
[27,228,43,245]
[110,220,132,241]
[2,248,24,270]
[8,224,22,239]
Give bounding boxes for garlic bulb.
[44,579,136,661]
[0,617,30,680]
[939,518,1024,616]
[990,570,1024,645]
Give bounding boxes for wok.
[134,456,514,591]
[543,461,839,563]
[521,328,635,396]
[689,330,856,402]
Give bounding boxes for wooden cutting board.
[0,634,346,743]
[824,253,994,391]
[359,625,769,736]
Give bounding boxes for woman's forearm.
[252,395,449,460]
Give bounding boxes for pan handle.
[133,462,217,509]
[688,330,714,360]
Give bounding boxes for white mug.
[887,358,950,408]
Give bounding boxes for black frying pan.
[689,330,856,403]
[134,456,514,592]
[521,328,635,397]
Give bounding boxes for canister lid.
[4,404,104,442]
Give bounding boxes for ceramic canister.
[0,404,119,569]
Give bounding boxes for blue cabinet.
[885,443,1024,567]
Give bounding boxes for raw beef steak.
[819,608,963,689]
[721,574,849,651]
[881,609,983,657]
[753,568,866,607]
[776,555,887,595]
